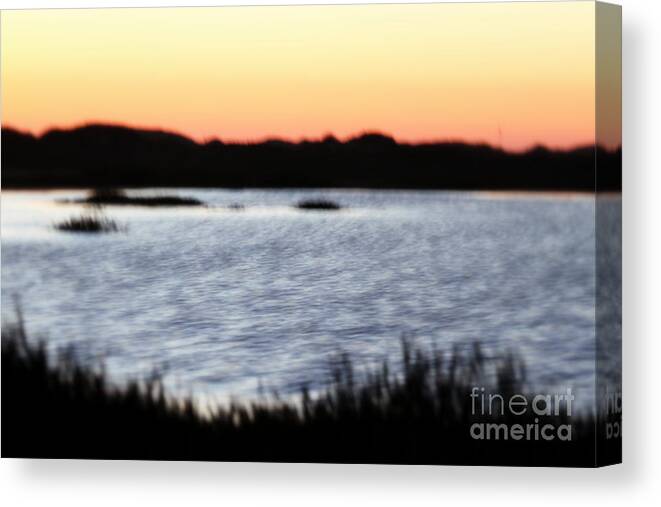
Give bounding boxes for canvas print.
[0,1,621,466]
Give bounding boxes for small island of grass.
[62,188,205,207]
[296,199,342,211]
[55,214,122,233]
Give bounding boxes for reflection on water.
[1,189,603,406]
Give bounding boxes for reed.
[1,318,604,465]
[54,213,121,233]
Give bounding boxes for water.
[1,189,600,407]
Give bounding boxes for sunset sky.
[1,2,619,151]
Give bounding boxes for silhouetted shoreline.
[1,317,619,466]
[1,124,621,191]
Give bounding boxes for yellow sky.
[1,2,614,150]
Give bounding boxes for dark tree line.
[1,124,621,191]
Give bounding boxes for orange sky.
[1,3,619,151]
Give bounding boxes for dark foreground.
[1,320,619,466]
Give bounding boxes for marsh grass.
[62,188,204,207]
[1,318,606,465]
[54,213,122,233]
[296,199,342,211]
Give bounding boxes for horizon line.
[1,121,619,155]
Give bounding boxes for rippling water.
[1,189,602,406]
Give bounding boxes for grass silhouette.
[1,317,615,465]
[54,213,121,233]
[62,188,204,207]
[296,199,342,211]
